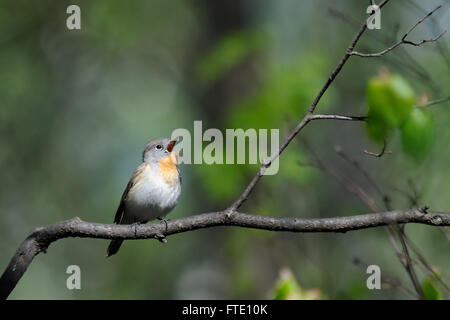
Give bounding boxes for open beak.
[165,137,178,153]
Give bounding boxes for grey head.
[142,137,178,163]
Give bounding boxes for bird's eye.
[156,144,163,150]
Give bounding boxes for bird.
[107,137,181,257]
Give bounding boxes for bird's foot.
[154,234,168,244]
[155,217,169,243]
[157,217,169,234]
[130,221,143,236]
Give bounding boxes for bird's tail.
[106,239,124,257]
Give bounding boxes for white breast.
[125,165,181,222]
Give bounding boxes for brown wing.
[113,163,148,224]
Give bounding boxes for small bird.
[107,137,181,257]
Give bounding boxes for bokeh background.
[1,0,449,299]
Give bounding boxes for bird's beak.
[166,137,178,152]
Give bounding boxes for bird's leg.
[155,217,169,243]
[154,234,167,243]
[130,221,145,237]
[157,217,169,234]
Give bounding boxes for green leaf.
[401,108,434,162]
[273,268,322,300]
[365,112,391,143]
[366,72,416,142]
[273,269,302,300]
[422,277,443,300]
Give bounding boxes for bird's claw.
[154,234,167,243]
[157,217,169,234]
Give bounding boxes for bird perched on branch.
[107,137,181,257]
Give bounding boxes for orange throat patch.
[158,153,179,185]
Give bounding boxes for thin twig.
[314,145,424,298]
[227,0,391,213]
[302,141,379,212]
[353,257,419,299]
[335,146,386,202]
[422,96,450,107]
[328,7,441,94]
[310,114,367,121]
[403,235,450,293]
[364,140,392,157]
[351,6,446,58]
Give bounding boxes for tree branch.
[351,5,446,58]
[422,96,450,107]
[364,140,392,157]
[227,0,391,212]
[310,114,367,122]
[1,209,449,300]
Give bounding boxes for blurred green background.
[0,0,449,299]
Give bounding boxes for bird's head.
[143,137,179,165]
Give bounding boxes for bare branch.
[302,141,379,212]
[353,257,419,298]
[227,0,392,212]
[328,6,441,93]
[335,146,387,203]
[351,5,446,58]
[364,140,392,157]
[312,144,425,297]
[310,114,367,122]
[422,96,450,107]
[1,209,448,300]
